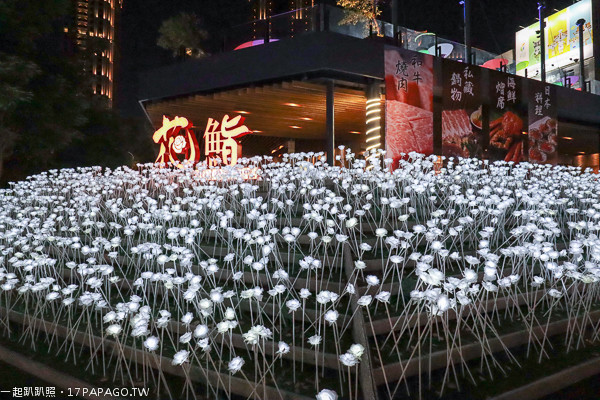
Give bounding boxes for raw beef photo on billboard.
[384,46,434,168]
[441,59,483,159]
[488,71,526,162]
[528,81,558,164]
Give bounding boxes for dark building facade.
[139,4,600,170]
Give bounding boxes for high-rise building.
[73,0,123,105]
[250,0,315,40]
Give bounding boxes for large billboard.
[527,81,558,164]
[488,71,526,162]
[515,0,594,78]
[384,46,434,168]
[441,60,484,159]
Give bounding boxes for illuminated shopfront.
[140,6,600,170]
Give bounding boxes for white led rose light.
[0,152,597,400]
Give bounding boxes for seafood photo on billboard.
[487,71,526,162]
[489,111,525,162]
[528,117,558,163]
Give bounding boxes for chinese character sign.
[488,71,526,163]
[153,116,200,168]
[384,46,434,169]
[528,81,558,164]
[441,59,483,159]
[204,114,252,166]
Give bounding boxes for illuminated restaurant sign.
[204,114,252,166]
[153,116,200,168]
[153,114,253,167]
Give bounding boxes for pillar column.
[365,80,382,163]
[326,80,335,165]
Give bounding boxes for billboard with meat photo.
[384,46,434,169]
[528,81,558,164]
[441,59,484,159]
[488,71,527,163]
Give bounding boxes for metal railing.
[220,4,514,72]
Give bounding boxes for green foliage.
[0,0,150,185]
[157,12,209,59]
[336,0,385,36]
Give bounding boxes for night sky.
[116,0,577,118]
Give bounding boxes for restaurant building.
[138,2,600,170]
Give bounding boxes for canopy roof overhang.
[144,80,369,140]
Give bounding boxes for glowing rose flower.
[144,336,159,351]
[228,356,244,374]
[463,269,477,282]
[548,289,563,298]
[348,343,364,358]
[316,389,338,400]
[172,350,189,365]
[375,291,390,303]
[308,335,321,346]
[45,292,60,301]
[360,243,372,252]
[375,228,388,237]
[357,295,372,307]
[179,332,192,344]
[286,299,301,312]
[324,310,339,324]
[172,135,187,154]
[365,275,380,286]
[390,255,403,264]
[103,311,116,323]
[531,276,544,287]
[277,341,290,355]
[181,312,193,326]
[106,324,122,336]
[339,353,358,367]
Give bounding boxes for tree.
[336,0,387,36]
[0,0,149,185]
[0,54,39,180]
[157,13,209,59]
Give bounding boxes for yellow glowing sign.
[153,114,253,168]
[153,116,200,168]
[204,114,252,166]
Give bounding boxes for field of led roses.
[1,151,599,400]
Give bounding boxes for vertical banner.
[488,71,526,162]
[441,60,483,158]
[384,46,434,168]
[528,81,558,163]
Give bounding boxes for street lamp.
[576,18,586,91]
[537,1,546,82]
[460,0,472,64]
